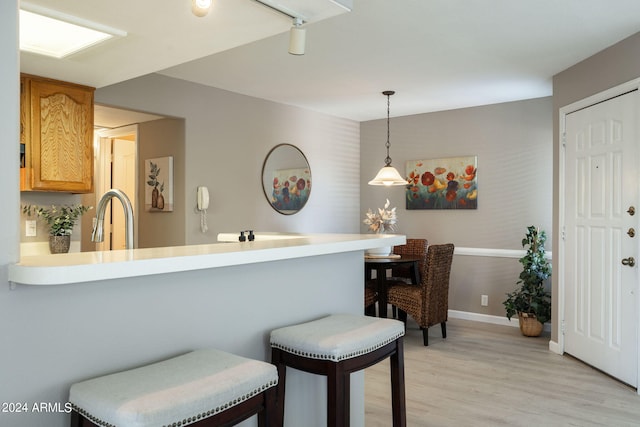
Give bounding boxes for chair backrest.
[392,238,428,279]
[422,243,455,326]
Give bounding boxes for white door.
[111,137,136,250]
[564,90,638,387]
[94,125,138,251]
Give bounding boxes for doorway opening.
[81,105,164,251]
[95,126,138,251]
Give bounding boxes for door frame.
[95,124,139,250]
[558,77,640,392]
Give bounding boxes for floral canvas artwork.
[145,156,174,212]
[269,167,311,213]
[405,156,477,210]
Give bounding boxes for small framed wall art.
[145,156,174,212]
[405,156,477,210]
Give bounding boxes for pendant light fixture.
[191,0,212,17]
[368,90,407,186]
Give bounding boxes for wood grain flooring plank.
[365,318,640,426]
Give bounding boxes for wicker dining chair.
[364,286,377,316]
[387,243,455,346]
[389,238,428,283]
[386,238,428,318]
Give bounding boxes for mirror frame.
[261,144,311,215]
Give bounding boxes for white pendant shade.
[368,166,407,186]
[192,0,212,17]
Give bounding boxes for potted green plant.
[503,225,552,336]
[22,204,92,254]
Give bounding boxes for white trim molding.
[454,247,552,260]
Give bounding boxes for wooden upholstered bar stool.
[69,349,278,427]
[270,314,406,427]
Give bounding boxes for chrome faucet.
[92,189,134,250]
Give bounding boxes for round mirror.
[262,144,311,215]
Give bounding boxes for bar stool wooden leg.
[342,367,351,427]
[390,338,406,427]
[271,348,287,427]
[258,386,278,427]
[326,361,351,427]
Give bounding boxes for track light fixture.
[191,0,212,17]
[288,17,306,55]
[368,90,407,186]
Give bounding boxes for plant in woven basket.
[22,204,92,236]
[503,226,552,330]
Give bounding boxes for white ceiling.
[20,0,640,122]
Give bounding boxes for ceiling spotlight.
[192,0,212,17]
[288,17,306,55]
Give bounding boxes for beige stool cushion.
[69,349,278,427]
[270,313,405,362]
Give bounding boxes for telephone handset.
[197,186,209,233]
[197,186,209,211]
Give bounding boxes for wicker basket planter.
[49,235,71,254]
[518,312,543,337]
[503,226,551,337]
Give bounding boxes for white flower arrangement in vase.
[363,199,397,256]
[363,199,397,234]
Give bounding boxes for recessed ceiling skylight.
[19,8,125,59]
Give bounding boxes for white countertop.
[9,233,405,286]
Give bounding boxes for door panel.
[112,138,136,250]
[564,90,638,387]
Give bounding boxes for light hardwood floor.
[365,318,640,426]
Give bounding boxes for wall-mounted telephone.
[197,186,210,211]
[197,186,210,233]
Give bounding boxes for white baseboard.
[548,340,562,355]
[449,309,553,332]
[449,310,555,351]
[448,309,518,327]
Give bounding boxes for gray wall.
[1,4,19,269]
[1,0,21,419]
[95,74,361,242]
[137,118,186,248]
[551,31,640,343]
[360,97,553,318]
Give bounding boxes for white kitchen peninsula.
[7,233,404,427]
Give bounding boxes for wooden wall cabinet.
[20,74,95,193]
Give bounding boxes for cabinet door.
[20,77,30,191]
[29,79,94,192]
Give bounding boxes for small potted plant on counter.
[503,225,552,337]
[22,204,92,254]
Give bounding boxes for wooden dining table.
[364,255,421,318]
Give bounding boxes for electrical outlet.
[481,294,489,306]
[26,220,37,237]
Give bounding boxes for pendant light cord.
[384,91,393,166]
